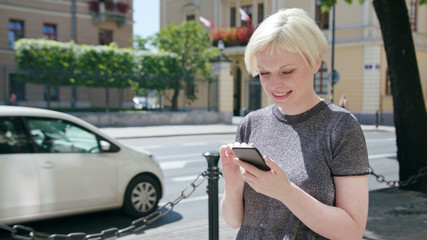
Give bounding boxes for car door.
[0,117,40,223]
[25,117,118,214]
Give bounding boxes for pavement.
[99,121,427,240]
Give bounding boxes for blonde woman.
[220,9,369,239]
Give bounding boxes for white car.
[0,106,164,224]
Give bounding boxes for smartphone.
[232,146,270,171]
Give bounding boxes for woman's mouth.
[272,90,292,99]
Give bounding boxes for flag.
[199,16,214,28]
[239,8,251,24]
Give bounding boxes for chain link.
[0,171,208,240]
[369,165,427,187]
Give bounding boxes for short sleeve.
[328,114,370,176]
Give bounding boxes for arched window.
[314,62,328,94]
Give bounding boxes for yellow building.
[160,0,427,124]
[0,0,134,108]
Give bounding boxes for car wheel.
[123,175,160,217]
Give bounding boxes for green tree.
[322,0,427,192]
[132,51,180,104]
[15,39,77,108]
[152,20,219,111]
[76,43,134,111]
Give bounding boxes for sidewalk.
[101,124,427,240]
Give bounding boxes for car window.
[0,117,32,154]
[26,118,101,153]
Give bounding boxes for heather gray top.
[235,100,369,240]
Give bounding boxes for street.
[0,129,398,239]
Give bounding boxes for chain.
[0,171,208,240]
[369,165,427,188]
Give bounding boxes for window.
[44,85,59,101]
[231,7,236,27]
[409,0,417,32]
[9,20,24,49]
[315,0,329,30]
[240,5,252,27]
[258,4,264,24]
[385,68,391,96]
[43,24,57,40]
[0,117,32,154]
[27,118,101,153]
[99,29,113,45]
[186,14,195,21]
[314,62,328,94]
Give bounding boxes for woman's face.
[256,50,320,115]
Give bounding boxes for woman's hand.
[219,142,249,189]
[234,156,292,201]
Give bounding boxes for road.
[0,130,398,239]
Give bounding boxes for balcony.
[209,26,254,47]
[88,0,130,27]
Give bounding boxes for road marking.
[158,153,202,160]
[369,153,396,159]
[182,142,208,146]
[142,145,162,149]
[160,161,188,170]
[172,175,200,182]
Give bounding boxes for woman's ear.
[312,53,323,74]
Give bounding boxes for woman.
[220,8,369,240]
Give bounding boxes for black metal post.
[203,151,220,240]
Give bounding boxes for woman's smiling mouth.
[272,90,293,98]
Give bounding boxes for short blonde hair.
[244,8,328,76]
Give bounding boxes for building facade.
[0,0,134,108]
[160,0,427,122]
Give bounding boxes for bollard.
[203,151,220,240]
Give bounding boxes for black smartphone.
[232,146,270,171]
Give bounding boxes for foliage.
[14,38,180,109]
[152,20,219,110]
[15,39,77,87]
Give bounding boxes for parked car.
[0,106,164,224]
[132,96,157,110]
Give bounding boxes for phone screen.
[232,146,270,171]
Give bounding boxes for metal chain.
[369,165,427,187]
[0,171,208,240]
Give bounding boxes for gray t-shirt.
[235,100,369,240]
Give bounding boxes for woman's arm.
[237,158,369,239]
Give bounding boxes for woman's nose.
[269,74,283,88]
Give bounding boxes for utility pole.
[71,0,77,108]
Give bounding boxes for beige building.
[160,0,427,123]
[0,0,134,108]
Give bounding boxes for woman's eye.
[283,70,294,75]
[260,72,270,76]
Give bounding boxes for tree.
[15,39,77,108]
[152,20,219,111]
[322,0,427,192]
[76,43,134,111]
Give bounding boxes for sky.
[133,0,160,38]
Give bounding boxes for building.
[160,0,427,123]
[0,0,134,109]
